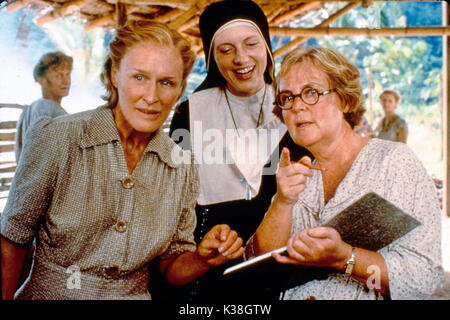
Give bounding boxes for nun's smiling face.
[213,25,267,97]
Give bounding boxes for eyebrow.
[132,68,179,79]
[281,82,326,91]
[215,35,262,47]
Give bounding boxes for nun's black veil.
[195,0,274,92]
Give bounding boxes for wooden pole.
[270,26,450,37]
[444,1,450,217]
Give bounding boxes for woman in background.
[375,89,408,143]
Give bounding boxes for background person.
[375,89,408,143]
[15,51,72,161]
[164,0,310,300]
[248,46,442,300]
[0,20,244,300]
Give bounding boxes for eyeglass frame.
[273,87,337,110]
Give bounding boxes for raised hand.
[275,147,314,205]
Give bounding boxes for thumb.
[279,147,291,168]
[298,156,313,166]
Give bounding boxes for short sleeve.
[159,160,199,259]
[380,143,443,299]
[398,117,408,134]
[1,117,60,244]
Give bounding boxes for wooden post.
[444,1,450,217]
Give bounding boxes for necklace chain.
[224,85,267,137]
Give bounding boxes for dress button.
[121,177,135,189]
[103,265,120,277]
[115,221,127,233]
[306,295,316,300]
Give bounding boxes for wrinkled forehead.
[280,61,330,89]
[213,21,260,46]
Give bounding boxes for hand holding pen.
[275,147,323,205]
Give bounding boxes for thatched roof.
[5,0,450,58]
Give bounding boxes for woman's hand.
[196,224,245,267]
[272,226,352,271]
[275,148,313,206]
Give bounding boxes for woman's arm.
[273,227,390,295]
[159,224,244,286]
[252,148,313,255]
[1,236,30,300]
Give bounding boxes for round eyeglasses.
[274,87,337,110]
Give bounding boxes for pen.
[291,161,326,171]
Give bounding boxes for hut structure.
[0,0,449,215]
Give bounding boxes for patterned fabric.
[1,106,199,300]
[282,138,443,300]
[15,98,67,161]
[375,115,408,142]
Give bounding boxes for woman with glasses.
[246,46,442,300]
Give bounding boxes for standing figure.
[166,0,310,300]
[1,20,244,300]
[375,89,408,143]
[15,51,72,161]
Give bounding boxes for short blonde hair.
[101,20,196,109]
[33,51,73,81]
[273,46,365,129]
[380,89,400,102]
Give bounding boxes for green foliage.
[315,1,441,115]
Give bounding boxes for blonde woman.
[1,20,244,300]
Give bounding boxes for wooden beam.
[0,103,25,109]
[168,0,209,31]
[271,2,321,26]
[0,122,17,130]
[0,166,16,174]
[105,0,193,10]
[273,1,361,58]
[35,0,90,26]
[270,26,450,37]
[154,8,184,23]
[444,1,450,217]
[0,132,15,142]
[266,6,285,23]
[0,145,14,153]
[84,14,115,32]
